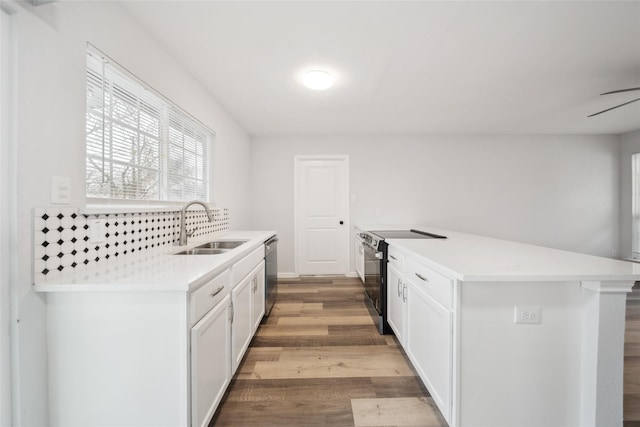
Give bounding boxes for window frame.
[85,44,213,207]
[632,152,640,259]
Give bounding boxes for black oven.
[359,229,446,335]
[362,238,388,334]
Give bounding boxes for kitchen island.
[382,226,640,427]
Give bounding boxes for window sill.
[83,199,214,215]
[82,205,180,215]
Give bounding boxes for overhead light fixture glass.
[302,70,333,90]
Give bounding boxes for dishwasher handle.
[265,237,278,252]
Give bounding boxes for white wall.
[1,5,16,427]
[250,135,621,275]
[12,2,251,425]
[619,129,640,259]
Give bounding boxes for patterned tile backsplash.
[33,207,230,284]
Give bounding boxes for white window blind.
[86,46,210,202]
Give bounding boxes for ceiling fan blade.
[588,97,640,117]
[601,87,640,96]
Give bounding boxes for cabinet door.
[355,240,365,282]
[231,274,253,374]
[251,261,266,333]
[406,280,452,423]
[386,264,406,346]
[191,295,231,427]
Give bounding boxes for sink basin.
[174,248,231,255]
[195,240,248,250]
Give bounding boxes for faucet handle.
[186,227,199,238]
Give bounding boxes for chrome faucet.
[178,200,214,246]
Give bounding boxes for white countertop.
[33,231,276,292]
[376,226,640,282]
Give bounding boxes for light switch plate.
[51,176,71,204]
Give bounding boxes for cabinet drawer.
[387,245,404,270]
[406,258,453,309]
[232,245,265,284]
[190,269,231,325]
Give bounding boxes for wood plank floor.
[210,276,640,427]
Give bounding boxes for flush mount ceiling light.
[302,70,334,90]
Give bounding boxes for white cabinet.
[387,244,453,425]
[231,271,253,373]
[231,245,266,374]
[189,269,231,427]
[41,235,276,427]
[404,256,453,425]
[386,245,406,346]
[387,263,406,346]
[406,278,452,423]
[191,294,231,427]
[355,239,365,282]
[251,261,266,333]
[190,269,230,325]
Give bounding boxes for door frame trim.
[293,154,350,276]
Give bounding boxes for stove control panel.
[358,232,381,250]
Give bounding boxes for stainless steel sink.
[174,248,231,255]
[195,240,248,249]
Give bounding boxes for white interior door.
[295,155,349,275]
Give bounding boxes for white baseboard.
[277,272,359,279]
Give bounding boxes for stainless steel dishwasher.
[264,236,278,316]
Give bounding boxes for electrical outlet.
[514,306,542,324]
[89,219,106,243]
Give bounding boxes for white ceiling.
[122,1,640,136]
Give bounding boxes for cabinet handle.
[415,273,428,282]
[397,278,402,297]
[229,301,234,323]
[403,283,407,302]
[390,255,397,260]
[210,286,224,298]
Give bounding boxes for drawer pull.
[389,254,397,260]
[210,286,224,298]
[415,273,428,282]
